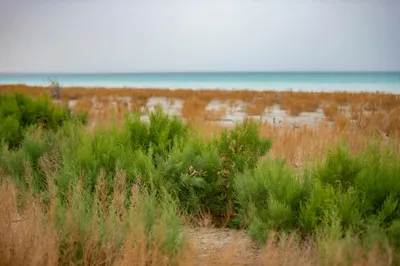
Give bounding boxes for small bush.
[301,143,400,249]
[215,118,272,225]
[234,158,310,242]
[160,138,224,217]
[125,106,190,163]
[0,126,59,194]
[0,92,84,149]
[315,145,362,190]
[216,117,272,175]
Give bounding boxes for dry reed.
[0,179,395,266]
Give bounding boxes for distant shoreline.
[1,83,400,95]
[1,71,399,94]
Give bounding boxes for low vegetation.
[0,92,86,149]
[1,91,399,265]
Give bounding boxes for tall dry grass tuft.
[322,103,339,121]
[73,98,93,114]
[204,107,228,121]
[245,97,274,116]
[333,112,351,131]
[0,181,59,266]
[278,92,321,116]
[182,96,209,121]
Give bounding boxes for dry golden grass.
[0,179,394,266]
[245,97,274,116]
[72,98,93,114]
[0,84,49,97]
[130,97,148,113]
[204,107,228,121]
[333,112,352,131]
[279,92,321,116]
[181,96,210,121]
[116,101,129,116]
[3,84,400,120]
[191,119,400,170]
[322,103,339,121]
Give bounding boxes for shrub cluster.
[1,92,399,264]
[0,99,272,261]
[0,92,86,149]
[234,143,400,255]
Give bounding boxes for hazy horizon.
[2,71,400,74]
[1,0,400,73]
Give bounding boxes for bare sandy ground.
[188,227,261,266]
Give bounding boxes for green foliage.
[234,141,400,252]
[1,95,399,259]
[315,145,362,190]
[0,125,59,194]
[300,142,400,248]
[214,118,272,225]
[54,122,158,201]
[125,106,190,163]
[234,158,308,242]
[0,92,84,149]
[52,172,184,262]
[216,117,272,175]
[160,138,224,216]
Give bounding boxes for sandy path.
[187,228,261,266]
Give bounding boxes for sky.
[0,0,400,73]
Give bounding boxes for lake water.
[1,72,400,93]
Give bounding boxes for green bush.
[125,106,190,164]
[215,117,272,175]
[300,142,400,248]
[234,158,310,242]
[160,138,224,216]
[2,95,399,260]
[1,121,185,261]
[53,168,184,263]
[0,92,84,149]
[53,122,158,201]
[0,125,60,194]
[214,118,272,226]
[234,141,400,252]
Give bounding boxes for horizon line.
[1,70,400,75]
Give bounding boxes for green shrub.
[214,118,272,226]
[315,145,362,190]
[300,142,400,249]
[54,122,156,199]
[2,95,399,259]
[0,125,59,194]
[355,144,400,221]
[53,169,184,263]
[160,138,224,217]
[125,106,190,163]
[236,141,399,249]
[234,158,309,242]
[215,117,272,175]
[0,92,83,149]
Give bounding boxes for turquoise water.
[1,72,400,93]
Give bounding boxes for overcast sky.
[0,0,399,73]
